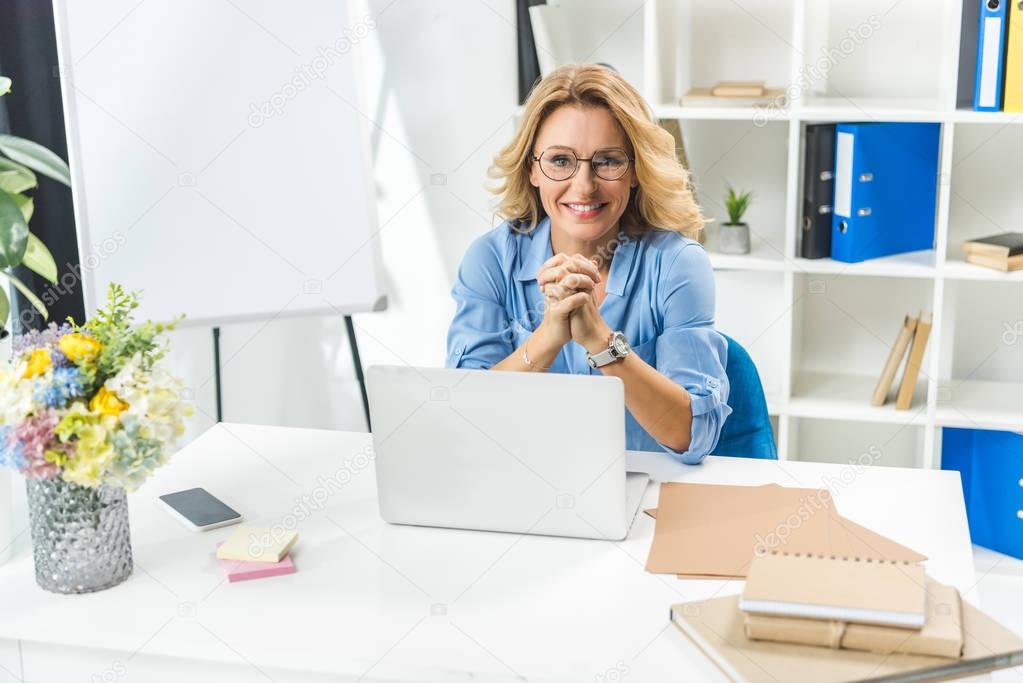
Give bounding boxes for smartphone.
[157,488,242,532]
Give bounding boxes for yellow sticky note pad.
[215,526,298,563]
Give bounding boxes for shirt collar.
[514,217,553,282]
[513,216,638,297]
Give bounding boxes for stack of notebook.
[215,526,299,583]
[739,552,961,658]
[669,551,1023,682]
[681,80,786,108]
[961,232,1023,272]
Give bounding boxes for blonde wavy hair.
[489,64,706,237]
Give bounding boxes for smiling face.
[529,104,636,246]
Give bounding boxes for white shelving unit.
[528,0,1023,469]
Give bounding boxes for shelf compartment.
[705,230,787,273]
[795,96,949,123]
[935,380,1023,432]
[786,415,924,468]
[653,104,788,122]
[942,257,1023,283]
[793,250,937,279]
[787,372,929,425]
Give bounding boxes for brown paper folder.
[743,581,964,660]
[645,483,926,579]
[671,591,1023,682]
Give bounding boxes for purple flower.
[12,322,74,367]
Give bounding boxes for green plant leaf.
[0,268,47,318]
[24,232,58,283]
[0,157,38,194]
[0,135,71,186]
[0,189,30,268]
[0,282,8,329]
[0,77,10,96]
[11,192,33,221]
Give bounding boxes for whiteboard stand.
[212,327,223,423]
[344,315,371,431]
[208,317,371,430]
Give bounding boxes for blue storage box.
[941,428,1023,560]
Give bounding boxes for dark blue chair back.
[713,334,778,459]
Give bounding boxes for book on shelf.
[680,87,786,108]
[895,311,932,411]
[740,551,927,629]
[872,314,917,407]
[961,232,1023,258]
[965,253,1023,272]
[710,81,766,97]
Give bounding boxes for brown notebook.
[872,315,918,406]
[741,552,926,628]
[711,80,767,97]
[960,232,1023,258]
[671,591,1023,683]
[966,252,1023,272]
[895,311,932,410]
[743,581,964,659]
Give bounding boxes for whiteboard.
[53,0,385,326]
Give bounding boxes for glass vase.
[26,477,133,594]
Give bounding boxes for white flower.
[0,360,34,425]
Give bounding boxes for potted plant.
[718,184,753,255]
[0,284,192,593]
[0,76,65,333]
[0,75,64,566]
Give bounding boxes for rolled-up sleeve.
[446,234,514,369]
[654,243,732,464]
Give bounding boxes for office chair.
[712,334,778,460]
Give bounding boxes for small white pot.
[718,222,751,255]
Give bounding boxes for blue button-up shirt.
[445,217,732,464]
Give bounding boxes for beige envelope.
[645,482,927,579]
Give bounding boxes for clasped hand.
[536,253,611,352]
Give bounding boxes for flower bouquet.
[0,284,191,593]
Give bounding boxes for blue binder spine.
[831,126,857,263]
[974,0,1009,112]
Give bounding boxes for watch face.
[611,332,631,356]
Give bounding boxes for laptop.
[366,365,650,541]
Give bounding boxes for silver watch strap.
[587,346,618,368]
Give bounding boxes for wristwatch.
[587,331,631,368]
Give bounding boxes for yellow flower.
[21,348,52,378]
[58,333,102,364]
[89,386,128,417]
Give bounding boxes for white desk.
[0,423,983,682]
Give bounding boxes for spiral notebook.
[740,551,926,629]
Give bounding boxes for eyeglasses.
[531,147,634,182]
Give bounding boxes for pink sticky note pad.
[216,541,296,582]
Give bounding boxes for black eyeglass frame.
[530,146,635,182]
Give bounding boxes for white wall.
[162,0,519,445]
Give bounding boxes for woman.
[445,64,731,464]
